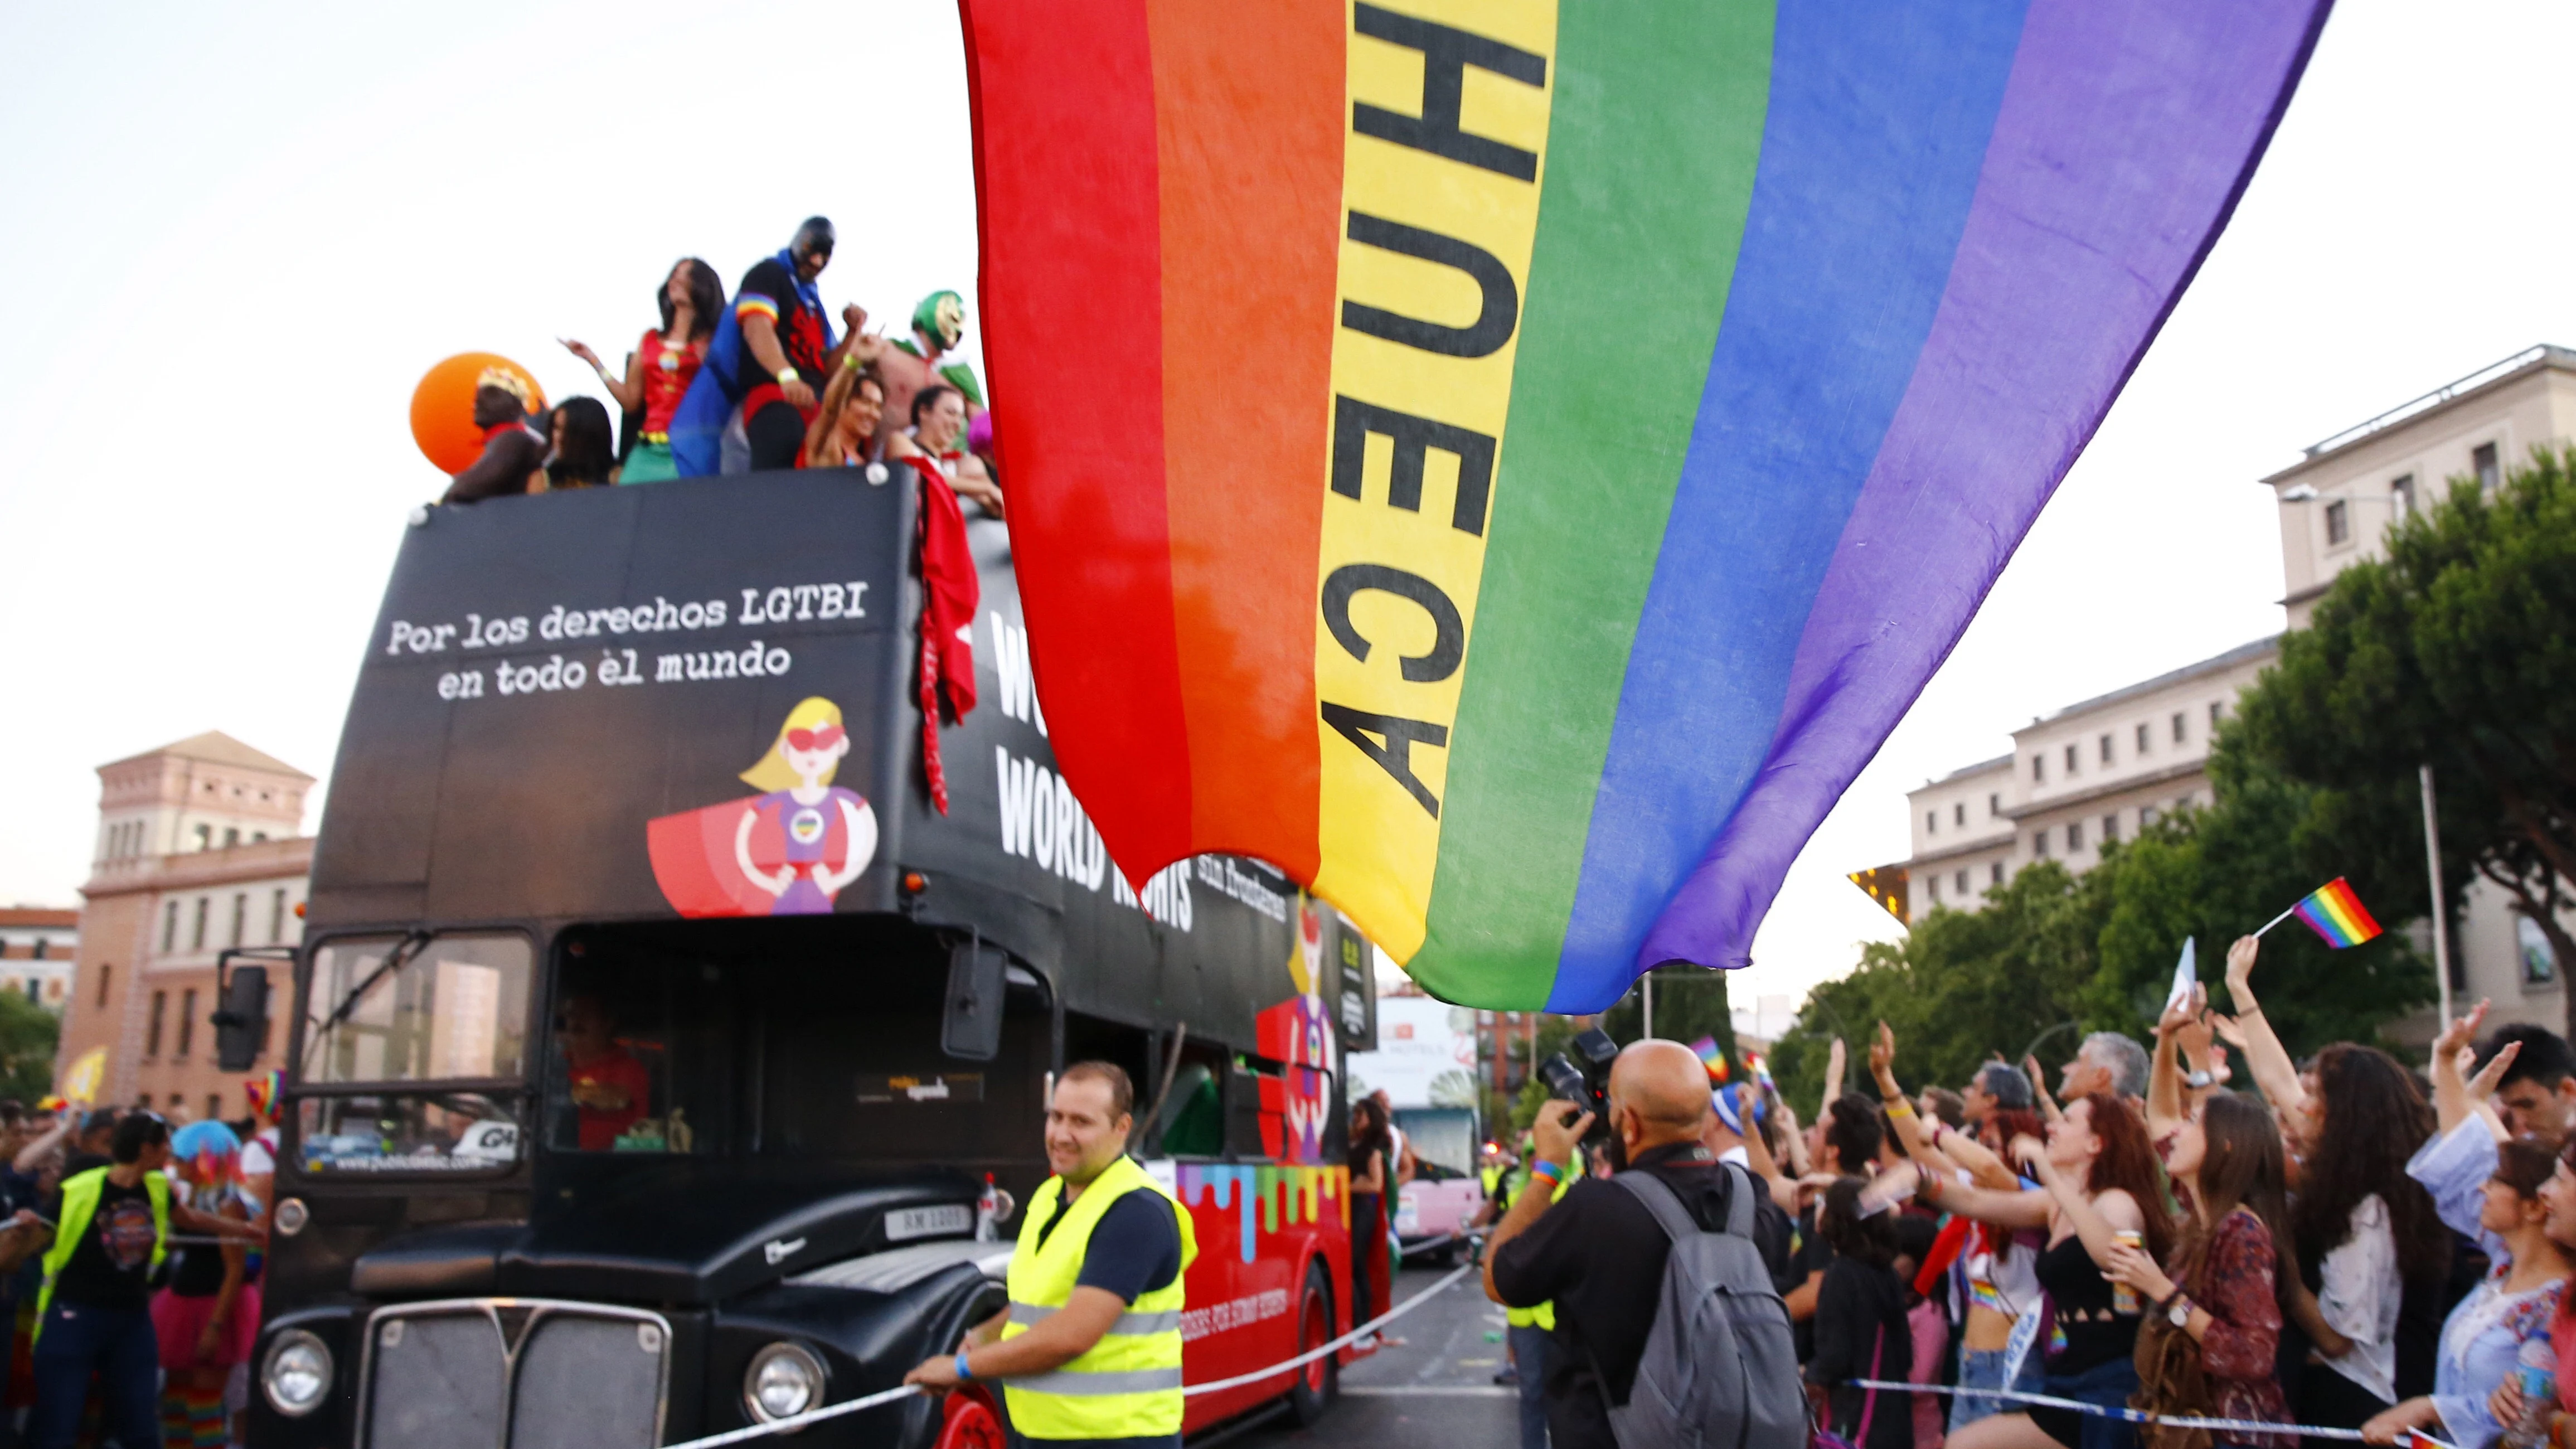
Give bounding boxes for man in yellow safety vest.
[908,1062,1197,1448]
[28,1113,264,1449]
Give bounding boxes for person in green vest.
[28,1113,263,1449]
[908,1062,1197,1448]
[1495,1128,1578,1449]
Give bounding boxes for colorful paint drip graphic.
[1175,1164,1347,1264]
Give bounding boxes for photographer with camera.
[1486,1037,1797,1449]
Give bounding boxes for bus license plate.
[886,1204,974,1242]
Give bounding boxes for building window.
[1928,876,1942,904]
[95,964,110,1008]
[2176,793,2196,811]
[227,893,246,949]
[2064,744,2079,776]
[2209,700,2224,730]
[2031,755,2045,783]
[2325,499,2350,545]
[1988,793,2001,817]
[1925,811,1938,835]
[1955,869,1969,895]
[145,991,167,1058]
[27,941,43,962]
[193,823,211,851]
[2392,474,2417,515]
[2136,722,2151,754]
[207,1093,222,1122]
[2141,805,2162,827]
[2521,915,2559,985]
[2474,442,2500,491]
[2067,821,2085,851]
[2099,734,2113,765]
[222,827,240,849]
[2171,712,2186,744]
[268,889,287,943]
[2033,830,2050,858]
[1953,802,1966,827]
[2103,813,2121,844]
[176,988,197,1059]
[161,902,178,953]
[190,897,208,952]
[1990,861,2005,886]
[252,832,267,844]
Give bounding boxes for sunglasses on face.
[787,725,845,752]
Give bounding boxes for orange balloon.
[410,353,546,475]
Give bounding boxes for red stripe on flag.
[962,0,1193,874]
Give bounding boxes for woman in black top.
[1807,1178,1914,1449]
[1348,1098,1393,1332]
[1925,1093,2175,1449]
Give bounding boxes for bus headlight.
[744,1341,826,1423]
[261,1330,333,1417]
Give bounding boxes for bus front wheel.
[937,1387,1006,1449]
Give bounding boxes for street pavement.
[1217,1260,1522,1449]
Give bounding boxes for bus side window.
[1152,1063,1223,1158]
[1225,1056,1291,1162]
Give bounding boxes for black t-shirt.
[55,1179,157,1311]
[1035,1186,1181,1303]
[1787,1203,1835,1361]
[735,259,831,390]
[1489,1145,1793,1449]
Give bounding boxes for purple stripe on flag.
[1637,0,2332,973]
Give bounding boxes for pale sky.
[6,0,2572,1019]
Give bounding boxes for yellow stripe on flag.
[1312,0,1559,956]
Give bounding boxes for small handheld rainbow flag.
[2257,877,2384,949]
[1690,1036,1729,1085]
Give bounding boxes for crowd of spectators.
[0,1083,284,1449]
[442,216,996,513]
[1479,934,2576,1449]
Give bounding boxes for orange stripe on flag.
[1146,0,1343,876]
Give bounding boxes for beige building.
[1904,638,2277,915]
[1878,343,2575,1038]
[62,733,314,1120]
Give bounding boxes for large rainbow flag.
[961,0,2330,1011]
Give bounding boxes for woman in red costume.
[562,258,722,483]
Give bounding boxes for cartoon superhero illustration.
[646,697,880,917]
[1254,894,1340,1163]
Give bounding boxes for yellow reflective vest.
[1502,1162,1574,1331]
[1002,1155,1199,1439]
[36,1167,169,1341]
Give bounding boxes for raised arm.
[2429,1000,2511,1141]
[1917,1172,2052,1230]
[2148,987,2195,1140]
[561,338,644,414]
[2025,1054,2065,1130]
[2220,935,2312,1121]
[802,351,866,467]
[1821,1038,1846,1118]
[1928,1121,2022,1191]
[2019,1136,2144,1269]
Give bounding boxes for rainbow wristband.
[1530,1160,1565,1189]
[955,1350,974,1382]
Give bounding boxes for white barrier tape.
[1183,1261,1477,1397]
[664,1384,926,1449]
[1848,1380,2369,1441]
[661,1261,1477,1449]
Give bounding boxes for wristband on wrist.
[777,366,799,386]
[955,1349,974,1381]
[1530,1160,1565,1188]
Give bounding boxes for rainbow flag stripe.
[962,0,2327,1010]
[1690,1036,1729,1085]
[2293,878,2383,950]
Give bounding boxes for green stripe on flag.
[1412,0,1776,1006]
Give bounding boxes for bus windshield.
[304,933,533,1084]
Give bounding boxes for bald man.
[1486,1041,1792,1449]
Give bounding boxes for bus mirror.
[213,966,271,1073]
[943,941,1008,1062]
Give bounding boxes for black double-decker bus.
[242,468,1377,1449]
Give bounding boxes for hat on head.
[913,290,966,350]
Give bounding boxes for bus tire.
[1287,1261,1337,1427]
[935,1387,1007,1449]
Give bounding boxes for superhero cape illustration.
[647,697,880,917]
[959,0,2331,1010]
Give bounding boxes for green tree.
[0,995,60,1104]
[2231,445,2576,1034]
[1600,963,1736,1058]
